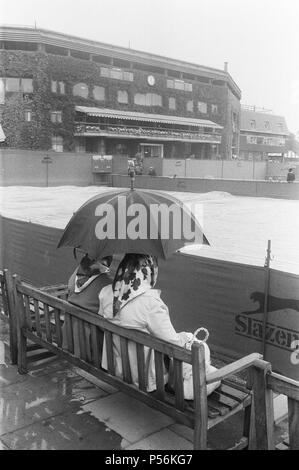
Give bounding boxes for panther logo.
[242,291,299,315]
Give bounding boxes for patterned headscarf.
[112,254,158,316]
[74,254,112,292]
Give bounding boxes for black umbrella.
[57,185,209,260]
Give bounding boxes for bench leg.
[194,418,208,449]
[244,397,256,449]
[4,270,18,365]
[12,274,28,374]
[251,362,274,450]
[17,327,28,374]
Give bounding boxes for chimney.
[224,62,228,72]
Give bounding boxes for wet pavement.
[0,318,289,450]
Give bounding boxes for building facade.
[239,106,289,161]
[0,26,241,161]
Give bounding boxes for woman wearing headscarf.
[62,253,113,361]
[99,254,192,392]
[99,253,220,397]
[67,253,113,313]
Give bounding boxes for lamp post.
[41,154,53,187]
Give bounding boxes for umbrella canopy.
[57,187,209,260]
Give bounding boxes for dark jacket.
[287,172,295,182]
[67,270,112,313]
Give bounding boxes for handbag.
[179,328,221,399]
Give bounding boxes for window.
[232,112,238,132]
[6,78,20,92]
[264,121,270,130]
[52,135,63,152]
[24,110,32,122]
[123,71,134,82]
[134,93,162,106]
[186,100,193,112]
[166,79,192,92]
[51,80,57,93]
[211,104,218,114]
[100,67,109,78]
[59,81,65,94]
[277,123,283,132]
[73,83,89,98]
[1,77,33,94]
[0,79,5,104]
[100,67,133,82]
[51,111,62,123]
[51,80,65,94]
[197,101,207,113]
[93,86,105,101]
[21,78,33,93]
[175,80,185,91]
[250,120,256,129]
[117,90,128,104]
[247,135,257,144]
[111,68,123,80]
[169,97,176,110]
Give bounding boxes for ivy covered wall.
[0,49,239,156]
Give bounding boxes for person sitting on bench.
[62,253,113,360]
[98,253,219,397]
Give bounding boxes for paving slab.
[125,428,193,450]
[1,408,124,450]
[0,364,28,388]
[0,367,108,435]
[81,392,174,444]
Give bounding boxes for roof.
[241,109,289,135]
[75,106,223,129]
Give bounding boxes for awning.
[0,123,6,142]
[75,106,223,130]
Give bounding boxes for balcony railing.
[74,122,222,143]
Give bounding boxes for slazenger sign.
[234,289,299,371]
[235,315,299,354]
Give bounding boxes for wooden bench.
[11,273,277,450]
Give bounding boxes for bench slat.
[210,390,240,410]
[78,319,87,361]
[54,308,63,347]
[173,359,185,411]
[33,299,42,337]
[27,350,54,363]
[219,382,248,402]
[120,337,132,383]
[24,295,33,330]
[43,304,52,343]
[154,351,165,401]
[90,325,101,368]
[207,398,231,416]
[105,331,115,375]
[136,344,147,392]
[64,313,74,354]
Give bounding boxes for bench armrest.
[206,353,262,384]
